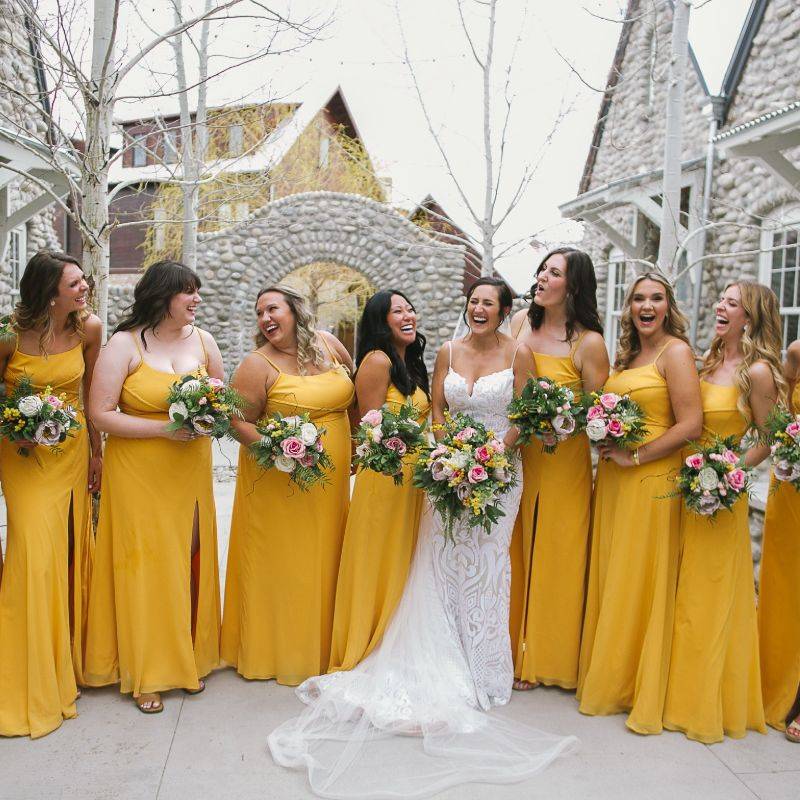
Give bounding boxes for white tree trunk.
[657,0,691,276]
[480,0,497,277]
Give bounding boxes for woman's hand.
[160,425,197,442]
[15,439,37,450]
[88,454,103,493]
[597,443,634,467]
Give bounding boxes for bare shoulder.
[317,329,347,357]
[513,340,534,361]
[662,338,695,364]
[787,339,800,367]
[84,314,103,337]
[748,359,777,387]
[510,309,528,337]
[576,330,607,356]
[359,350,392,373]
[104,329,137,355]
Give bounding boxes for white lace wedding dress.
[268,365,578,799]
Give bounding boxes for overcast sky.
[96,0,754,290]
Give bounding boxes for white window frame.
[153,207,167,251]
[132,141,147,167]
[759,203,800,352]
[319,134,330,168]
[229,123,244,156]
[6,225,26,299]
[605,248,627,360]
[163,130,178,164]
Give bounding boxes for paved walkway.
[0,441,795,800]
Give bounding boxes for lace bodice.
[444,368,515,437]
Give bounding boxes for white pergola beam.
[587,214,642,260]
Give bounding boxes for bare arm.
[430,344,450,441]
[355,351,392,419]
[786,340,800,413]
[200,329,224,381]
[574,332,610,395]
[81,316,104,492]
[742,361,779,468]
[229,353,273,447]
[504,343,537,449]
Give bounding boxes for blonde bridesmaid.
[759,335,800,739]
[509,248,609,691]
[84,261,223,714]
[0,251,101,738]
[577,272,702,734]
[328,290,430,672]
[221,285,354,684]
[664,282,783,743]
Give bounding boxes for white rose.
[17,394,43,417]
[697,466,719,492]
[299,422,318,446]
[585,418,607,442]
[191,414,216,436]
[274,454,296,473]
[450,450,469,469]
[282,415,302,428]
[168,401,189,422]
[355,442,370,458]
[179,379,202,394]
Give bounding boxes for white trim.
[5,224,26,298]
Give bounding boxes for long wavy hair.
[527,247,603,341]
[114,260,201,349]
[355,290,430,399]
[254,284,327,375]
[700,281,788,418]
[12,250,89,353]
[614,271,691,371]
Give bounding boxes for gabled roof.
[577,0,710,195]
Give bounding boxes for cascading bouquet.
[353,401,427,485]
[413,411,516,543]
[0,376,81,456]
[250,412,332,491]
[582,391,648,450]
[507,376,586,453]
[673,436,753,517]
[764,405,800,491]
[166,373,244,438]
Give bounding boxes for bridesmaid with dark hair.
[328,290,431,672]
[509,248,609,692]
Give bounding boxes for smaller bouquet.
[251,412,332,491]
[0,376,80,455]
[413,411,516,543]
[765,405,800,491]
[166,373,244,438]
[0,314,15,342]
[582,391,648,450]
[353,401,427,485]
[674,437,753,517]
[507,376,586,453]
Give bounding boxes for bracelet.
[632,448,640,466]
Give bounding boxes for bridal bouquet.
[413,411,516,543]
[251,412,332,491]
[507,376,586,453]
[0,314,15,341]
[0,376,80,456]
[582,391,648,450]
[166,373,244,438]
[673,437,753,517]
[353,401,427,485]
[765,405,800,491]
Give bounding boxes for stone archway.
[195,191,466,371]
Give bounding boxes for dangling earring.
[50,300,56,307]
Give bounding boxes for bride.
[269,278,579,798]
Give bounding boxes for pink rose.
[586,404,605,421]
[370,426,383,444]
[454,426,477,443]
[299,453,315,467]
[474,445,491,463]
[721,449,739,465]
[46,395,63,409]
[315,440,324,452]
[362,409,383,427]
[207,377,224,388]
[725,468,747,492]
[281,436,306,459]
[431,444,448,459]
[430,460,452,481]
[467,465,488,484]
[456,482,472,502]
[538,380,550,389]
[199,397,208,405]
[786,421,800,440]
[685,453,704,470]
[384,437,407,456]
[488,439,505,453]
[606,418,624,438]
[599,393,620,411]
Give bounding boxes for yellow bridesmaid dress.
[0,340,94,738]
[221,346,354,685]
[577,345,681,734]
[759,381,800,729]
[328,357,430,672]
[511,339,591,689]
[84,331,220,695]
[663,382,765,742]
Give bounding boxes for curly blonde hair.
[614,271,691,371]
[700,281,788,418]
[254,284,327,375]
[12,251,89,354]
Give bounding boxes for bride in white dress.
[269,279,579,798]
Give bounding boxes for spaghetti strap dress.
[83,330,221,695]
[221,342,354,684]
[0,339,94,738]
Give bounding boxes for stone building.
[560,0,800,358]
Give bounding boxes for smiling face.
[630,278,670,337]
[467,284,506,333]
[533,253,568,309]
[166,284,201,326]
[52,263,89,316]
[715,284,748,341]
[386,293,417,349]
[256,290,296,348]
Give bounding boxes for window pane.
[773,243,784,270]
[783,267,796,307]
[771,268,782,297]
[786,314,799,347]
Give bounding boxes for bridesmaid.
[0,251,101,738]
[577,271,702,734]
[509,248,609,691]
[759,334,800,739]
[84,261,223,714]
[664,281,784,743]
[328,290,431,672]
[221,284,354,684]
